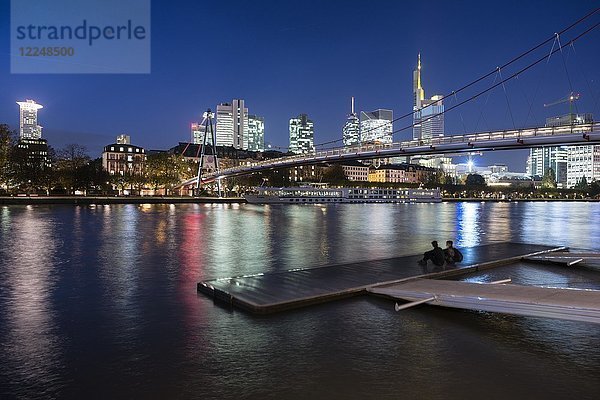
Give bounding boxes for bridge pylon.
[196,109,222,197]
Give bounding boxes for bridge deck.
[185,123,599,183]
[369,279,600,324]
[197,243,563,313]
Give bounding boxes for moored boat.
[244,186,441,204]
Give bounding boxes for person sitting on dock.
[444,240,463,265]
[418,241,445,267]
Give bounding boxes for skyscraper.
[14,99,51,172]
[289,114,314,154]
[412,55,444,141]
[216,99,248,149]
[16,99,43,139]
[343,97,360,146]
[248,115,265,152]
[527,146,568,184]
[360,109,393,144]
[421,95,445,139]
[413,54,425,140]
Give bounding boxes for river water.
[0,202,599,399]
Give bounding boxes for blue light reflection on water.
[0,202,599,399]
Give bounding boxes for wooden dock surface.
[369,279,600,324]
[198,243,563,313]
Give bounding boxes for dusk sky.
[1,0,599,171]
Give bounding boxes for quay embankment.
[2,196,598,205]
[0,196,246,205]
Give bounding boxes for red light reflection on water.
[178,209,208,332]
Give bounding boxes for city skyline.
[1,1,599,171]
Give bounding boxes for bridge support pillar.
[197,109,222,197]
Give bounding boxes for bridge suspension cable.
[313,7,600,149]
[383,20,600,141]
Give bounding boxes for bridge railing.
[200,122,597,180]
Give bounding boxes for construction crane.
[544,92,580,114]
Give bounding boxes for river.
[0,202,599,399]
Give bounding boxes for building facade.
[567,145,600,188]
[546,113,593,128]
[526,146,568,184]
[102,135,146,175]
[247,115,265,152]
[360,109,393,144]
[289,114,314,154]
[341,161,369,181]
[289,165,317,183]
[16,99,43,140]
[216,99,249,149]
[420,95,444,140]
[343,97,360,146]
[368,163,433,183]
[414,156,456,177]
[14,138,52,170]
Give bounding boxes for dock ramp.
[369,279,600,324]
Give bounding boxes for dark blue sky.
[1,0,599,171]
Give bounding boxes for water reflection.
[1,206,10,235]
[97,205,144,347]
[1,206,62,395]
[455,202,483,247]
[519,203,598,246]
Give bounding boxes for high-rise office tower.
[343,97,360,146]
[14,99,51,171]
[289,114,314,154]
[421,95,444,139]
[527,146,568,184]
[216,99,248,149]
[413,54,425,140]
[412,55,444,141]
[360,109,393,144]
[16,99,43,139]
[248,115,265,152]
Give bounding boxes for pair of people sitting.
[418,240,463,267]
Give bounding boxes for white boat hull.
[244,187,442,204]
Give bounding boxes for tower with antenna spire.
[413,53,425,109]
[342,96,360,146]
[412,54,444,141]
[413,54,425,140]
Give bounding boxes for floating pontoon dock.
[198,243,564,313]
[369,278,600,324]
